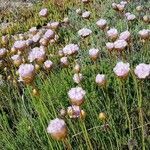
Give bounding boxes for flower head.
[44,60,53,70]
[18,64,35,83]
[78,28,92,38]
[68,87,86,105]
[82,11,91,19]
[89,48,99,60]
[28,47,45,63]
[63,44,79,56]
[95,74,106,86]
[113,62,130,78]
[13,40,26,51]
[96,19,107,29]
[0,48,7,58]
[39,8,48,17]
[134,63,150,79]
[119,30,131,41]
[73,73,83,84]
[114,39,127,51]
[47,118,67,140]
[107,28,118,41]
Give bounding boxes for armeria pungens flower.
[63,44,79,56]
[78,28,92,38]
[47,118,67,140]
[95,74,106,86]
[134,63,150,79]
[68,87,86,106]
[18,64,35,84]
[113,61,130,78]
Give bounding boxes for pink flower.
[107,28,118,41]
[134,63,150,79]
[44,60,53,70]
[73,73,83,84]
[96,19,107,29]
[39,8,48,17]
[63,44,79,56]
[78,28,92,38]
[68,87,86,105]
[95,74,106,86]
[113,62,130,77]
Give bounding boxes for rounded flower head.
[134,63,150,79]
[63,44,79,56]
[68,87,86,106]
[29,27,37,35]
[13,40,27,51]
[96,19,107,30]
[116,4,125,11]
[107,28,118,41]
[114,40,127,51]
[138,29,150,40]
[73,73,83,84]
[0,48,7,58]
[47,22,60,30]
[95,74,106,86]
[82,11,91,19]
[126,14,136,21]
[76,8,82,15]
[74,63,81,73]
[47,118,67,140]
[39,8,48,17]
[18,64,35,84]
[119,30,131,41]
[44,60,53,70]
[44,29,55,40]
[113,62,130,78]
[106,42,114,51]
[11,54,22,67]
[67,105,81,118]
[60,57,69,67]
[89,48,99,61]
[78,28,92,38]
[32,34,41,43]
[28,47,45,63]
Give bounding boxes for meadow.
[0,0,150,149]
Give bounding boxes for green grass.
[0,0,150,149]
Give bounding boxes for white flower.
[125,12,131,17]
[138,29,150,39]
[95,74,106,86]
[39,8,48,17]
[127,14,136,21]
[116,4,125,11]
[78,28,92,37]
[0,48,7,58]
[28,47,45,62]
[13,40,26,51]
[107,28,118,40]
[32,34,41,43]
[73,73,83,84]
[120,1,127,5]
[47,118,67,140]
[44,60,53,70]
[134,63,150,79]
[106,42,114,51]
[113,62,130,77]
[44,29,55,40]
[89,48,99,60]
[96,19,107,29]
[76,8,82,15]
[11,54,21,61]
[119,30,131,41]
[47,22,59,29]
[63,44,79,56]
[60,57,68,66]
[114,40,127,50]
[68,87,86,105]
[29,27,37,35]
[82,11,91,19]
[18,64,35,79]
